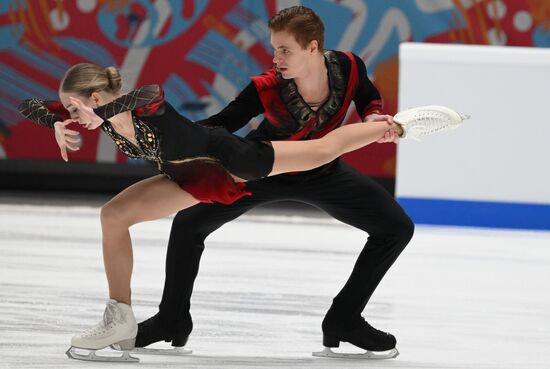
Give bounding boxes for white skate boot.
[66,299,139,362]
[394,105,469,140]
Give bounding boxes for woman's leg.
[100,174,199,304]
[269,121,400,176]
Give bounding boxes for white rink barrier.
[396,42,550,230]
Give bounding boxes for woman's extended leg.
[100,174,199,304]
[269,121,400,176]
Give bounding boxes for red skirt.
[160,160,251,205]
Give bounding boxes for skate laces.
[80,321,107,337]
[77,302,118,337]
[395,105,468,140]
[406,110,453,136]
[103,301,125,326]
[74,302,129,339]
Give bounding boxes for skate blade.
[132,346,192,356]
[312,347,399,360]
[66,346,139,362]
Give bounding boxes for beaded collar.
[101,116,160,161]
[277,50,346,137]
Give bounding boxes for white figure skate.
[395,105,469,140]
[66,299,139,362]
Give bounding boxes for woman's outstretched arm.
[18,99,81,161]
[18,99,69,128]
[93,84,164,120]
[68,85,165,129]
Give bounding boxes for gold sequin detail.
[101,117,160,161]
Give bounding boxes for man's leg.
[136,177,294,347]
[298,161,414,351]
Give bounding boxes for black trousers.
[158,160,414,333]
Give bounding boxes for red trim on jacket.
[134,88,166,117]
[362,99,383,120]
[44,101,71,121]
[251,52,363,140]
[250,69,291,129]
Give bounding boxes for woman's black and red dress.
[18,85,274,204]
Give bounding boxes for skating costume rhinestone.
[101,117,160,161]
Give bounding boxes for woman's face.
[270,30,317,80]
[58,90,114,121]
[58,91,93,121]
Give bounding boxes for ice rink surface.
[1,196,549,368]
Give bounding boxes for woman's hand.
[53,119,81,162]
[69,96,104,130]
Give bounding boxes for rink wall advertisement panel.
[1,0,549,191]
[396,43,550,230]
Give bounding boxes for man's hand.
[365,113,400,144]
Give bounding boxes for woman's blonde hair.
[61,63,122,96]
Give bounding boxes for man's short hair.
[268,6,325,51]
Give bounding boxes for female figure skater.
[19,63,463,361]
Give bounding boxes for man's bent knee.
[399,215,415,245]
[370,213,415,250]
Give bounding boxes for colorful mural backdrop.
[1,0,549,178]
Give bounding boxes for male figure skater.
[136,6,413,358]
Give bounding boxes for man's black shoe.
[135,313,191,348]
[322,316,396,352]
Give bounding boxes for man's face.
[270,30,312,79]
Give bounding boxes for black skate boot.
[313,316,399,359]
[133,313,192,355]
